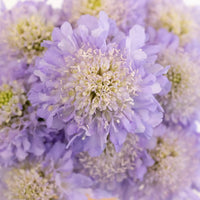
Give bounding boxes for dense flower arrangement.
[0,0,200,199]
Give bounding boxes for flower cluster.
[0,0,200,199]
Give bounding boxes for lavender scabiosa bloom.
[62,0,147,32]
[146,0,200,45]
[0,142,93,200]
[0,76,49,166]
[29,12,165,155]
[0,1,61,66]
[131,124,200,200]
[159,49,200,125]
[0,80,26,125]
[152,29,200,125]
[3,166,58,200]
[75,133,153,191]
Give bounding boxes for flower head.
[0,141,98,200]
[0,80,27,126]
[147,0,199,45]
[0,1,60,66]
[60,47,139,130]
[29,12,166,155]
[77,134,149,187]
[0,77,50,166]
[153,29,200,125]
[6,15,53,64]
[0,142,78,200]
[160,50,200,124]
[4,166,58,200]
[133,124,200,200]
[62,0,147,32]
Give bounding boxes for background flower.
[62,0,147,32]
[146,0,200,45]
[0,0,62,69]
[149,28,200,125]
[128,124,200,200]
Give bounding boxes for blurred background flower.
[2,0,200,10]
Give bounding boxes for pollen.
[0,84,13,108]
[87,0,102,10]
[166,65,182,93]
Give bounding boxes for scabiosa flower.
[4,166,58,199]
[29,12,166,155]
[0,142,93,200]
[0,80,26,125]
[62,0,147,32]
[152,29,200,125]
[146,0,200,45]
[0,1,60,66]
[132,124,200,200]
[0,77,49,166]
[159,49,200,125]
[75,134,152,191]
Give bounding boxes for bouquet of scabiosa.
[0,0,200,199]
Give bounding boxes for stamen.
[0,84,13,108]
[59,48,139,127]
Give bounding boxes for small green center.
[0,87,13,108]
[150,137,178,166]
[87,0,101,10]
[167,67,182,91]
